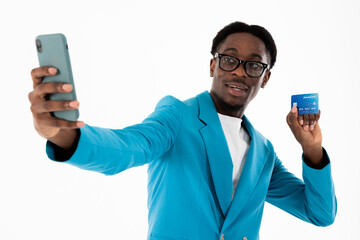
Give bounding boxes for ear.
[210,58,215,77]
[261,70,271,88]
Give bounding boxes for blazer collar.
[197,91,233,216]
[196,91,270,220]
[198,91,219,125]
[223,115,271,229]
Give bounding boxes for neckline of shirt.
[217,113,243,126]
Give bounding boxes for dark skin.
[28,67,83,151]
[209,33,324,167]
[210,33,271,118]
[29,32,324,167]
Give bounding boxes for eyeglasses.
[215,53,269,78]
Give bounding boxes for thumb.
[286,106,305,144]
[287,105,299,128]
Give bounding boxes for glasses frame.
[215,53,269,78]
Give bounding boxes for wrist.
[49,129,79,151]
[302,146,326,169]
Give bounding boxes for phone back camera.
[36,39,42,53]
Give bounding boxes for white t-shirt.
[218,113,251,200]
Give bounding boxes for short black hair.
[211,21,277,69]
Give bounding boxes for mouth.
[226,84,246,91]
[225,83,248,97]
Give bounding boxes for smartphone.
[35,33,79,121]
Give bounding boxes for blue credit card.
[291,93,319,115]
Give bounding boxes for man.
[29,21,336,240]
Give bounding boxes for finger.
[311,110,321,129]
[298,115,304,126]
[287,106,304,140]
[287,106,299,127]
[315,110,321,123]
[302,114,310,131]
[34,114,85,129]
[308,114,316,131]
[31,100,80,114]
[32,82,73,101]
[31,67,58,88]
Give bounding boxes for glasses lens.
[220,55,239,71]
[245,62,265,77]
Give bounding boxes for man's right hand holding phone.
[28,66,85,153]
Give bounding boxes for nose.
[231,62,248,77]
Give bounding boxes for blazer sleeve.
[265,149,337,226]
[46,95,184,175]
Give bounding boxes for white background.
[1,0,359,239]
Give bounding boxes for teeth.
[229,85,244,91]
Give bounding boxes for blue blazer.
[47,91,336,240]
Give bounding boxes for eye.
[222,56,237,65]
[247,62,263,70]
[224,57,234,62]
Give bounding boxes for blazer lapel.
[197,91,233,217]
[223,115,270,226]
